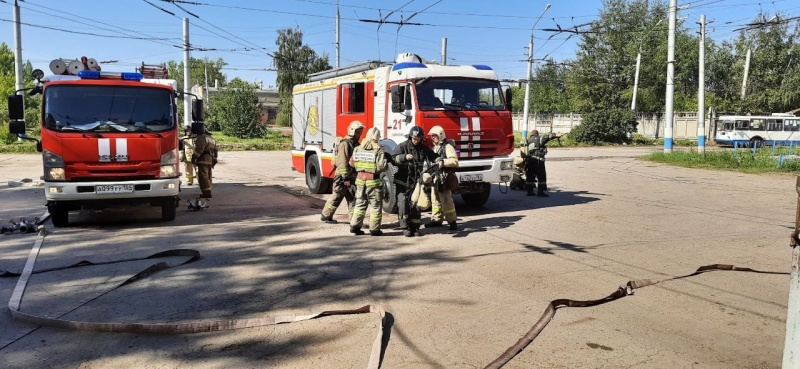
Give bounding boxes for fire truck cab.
[7,59,186,227]
[291,53,515,212]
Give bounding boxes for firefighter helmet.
[347,120,365,137]
[428,125,445,141]
[366,127,381,141]
[408,125,424,139]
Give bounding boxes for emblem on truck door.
[98,138,129,162]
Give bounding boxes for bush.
[569,108,637,145]
[207,86,265,139]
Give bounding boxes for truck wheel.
[49,204,69,227]
[461,184,491,208]
[381,164,398,214]
[305,154,331,194]
[161,197,177,221]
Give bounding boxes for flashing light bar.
[77,70,144,81]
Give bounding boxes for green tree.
[569,108,637,144]
[227,77,259,89]
[207,85,263,139]
[166,56,227,92]
[273,27,331,126]
[529,60,572,113]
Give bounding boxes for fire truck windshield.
[43,85,175,133]
[415,78,505,111]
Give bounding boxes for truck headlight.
[161,148,178,165]
[47,168,65,180]
[500,160,513,170]
[160,164,176,177]
[43,149,65,180]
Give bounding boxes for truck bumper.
[44,178,180,202]
[455,155,515,184]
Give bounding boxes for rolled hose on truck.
[0,214,791,368]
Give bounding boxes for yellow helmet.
[428,125,445,140]
[348,120,365,137]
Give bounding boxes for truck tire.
[49,204,69,227]
[461,184,491,208]
[305,154,331,194]
[382,164,399,214]
[161,197,177,221]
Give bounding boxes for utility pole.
[203,63,209,111]
[335,0,340,68]
[441,38,447,65]
[183,18,191,128]
[522,3,551,141]
[697,15,706,154]
[632,19,663,112]
[13,0,24,106]
[664,0,676,153]
[741,46,751,100]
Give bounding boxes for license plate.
[459,174,483,182]
[96,184,134,194]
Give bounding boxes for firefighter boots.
[350,226,365,235]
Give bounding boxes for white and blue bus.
[715,113,800,147]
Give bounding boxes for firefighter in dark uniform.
[525,130,562,197]
[321,120,364,224]
[192,126,218,199]
[392,126,439,237]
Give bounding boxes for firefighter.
[180,126,196,185]
[321,120,364,224]
[525,130,562,197]
[192,125,218,199]
[392,126,439,237]
[427,125,459,230]
[349,127,388,236]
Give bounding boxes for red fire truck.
[7,58,187,227]
[291,53,515,211]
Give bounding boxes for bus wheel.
[305,154,331,194]
[750,137,763,148]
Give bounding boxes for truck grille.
[454,138,500,159]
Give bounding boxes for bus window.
[767,119,783,131]
[735,120,750,130]
[750,119,764,131]
[720,120,734,131]
[786,119,800,132]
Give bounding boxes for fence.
[512,112,715,140]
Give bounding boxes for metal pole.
[204,63,209,110]
[785,177,800,368]
[664,0,676,153]
[741,47,751,100]
[522,3,551,141]
[335,0,340,68]
[441,38,447,65]
[13,0,24,106]
[183,18,191,128]
[631,52,641,111]
[697,15,706,154]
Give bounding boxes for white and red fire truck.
[291,53,515,211]
[7,58,185,227]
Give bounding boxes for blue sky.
[1,0,799,88]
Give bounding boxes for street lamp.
[521,3,551,141]
[631,19,664,112]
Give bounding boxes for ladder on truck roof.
[138,63,169,79]
[307,61,387,82]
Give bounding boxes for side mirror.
[403,84,413,110]
[191,122,205,135]
[191,99,204,122]
[505,88,513,112]
[8,94,24,120]
[390,85,403,112]
[9,120,26,134]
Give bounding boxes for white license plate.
[96,184,134,194]
[459,174,483,182]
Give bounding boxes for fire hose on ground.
[0,218,792,368]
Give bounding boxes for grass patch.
[0,141,38,154]
[642,148,800,173]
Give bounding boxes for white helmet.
[348,120,365,137]
[365,127,381,141]
[428,125,445,140]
